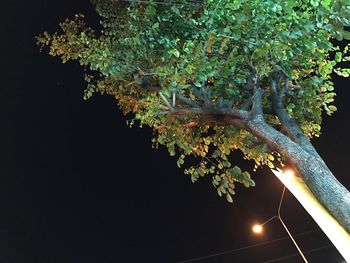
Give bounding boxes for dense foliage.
[37,0,350,203]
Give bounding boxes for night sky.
[1,1,349,262]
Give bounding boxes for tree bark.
[291,151,350,234]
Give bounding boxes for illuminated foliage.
[37,0,350,203]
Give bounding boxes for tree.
[37,0,350,232]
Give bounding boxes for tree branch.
[172,91,176,108]
[188,80,214,107]
[269,73,322,159]
[158,91,174,111]
[250,86,264,120]
[175,93,200,108]
[170,107,248,120]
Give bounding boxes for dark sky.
[1,1,349,262]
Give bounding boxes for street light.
[252,216,277,235]
[252,170,309,263]
[252,224,263,234]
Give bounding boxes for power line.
[258,244,332,263]
[178,229,320,263]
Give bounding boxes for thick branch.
[160,71,310,160]
[176,94,200,108]
[250,86,264,120]
[240,66,258,111]
[170,107,249,121]
[188,80,213,107]
[165,82,306,161]
[246,117,308,162]
[270,74,322,159]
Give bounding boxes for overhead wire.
[177,229,320,263]
[258,244,333,263]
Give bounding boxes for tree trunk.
[246,118,350,233]
[290,151,350,234]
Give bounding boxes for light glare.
[252,224,263,234]
[284,170,294,177]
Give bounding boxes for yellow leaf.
[328,105,337,111]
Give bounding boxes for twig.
[126,81,136,87]
[287,83,302,89]
[172,91,176,107]
[158,91,174,111]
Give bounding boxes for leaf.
[228,188,235,195]
[310,0,319,7]
[191,173,198,183]
[212,150,220,158]
[240,172,247,180]
[335,52,342,63]
[220,185,227,194]
[247,179,256,187]
[232,166,241,174]
[206,31,217,53]
[321,0,331,8]
[217,187,222,197]
[343,31,350,41]
[151,22,159,30]
[328,105,337,111]
[171,81,178,88]
[177,157,184,167]
[226,193,233,203]
[185,64,194,74]
[267,161,274,169]
[287,103,295,111]
[168,49,180,58]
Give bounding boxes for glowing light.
[252,224,263,234]
[284,170,294,177]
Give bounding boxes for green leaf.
[321,0,331,8]
[168,49,180,58]
[226,193,233,203]
[212,150,220,158]
[217,187,222,197]
[287,103,295,111]
[220,185,227,194]
[335,52,342,63]
[232,166,241,174]
[310,0,319,7]
[247,179,256,187]
[328,105,337,111]
[191,173,199,183]
[228,188,235,195]
[267,161,274,169]
[343,31,350,41]
[151,22,159,30]
[185,65,194,74]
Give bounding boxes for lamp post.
[252,170,308,263]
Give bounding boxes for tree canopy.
[37,0,350,203]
